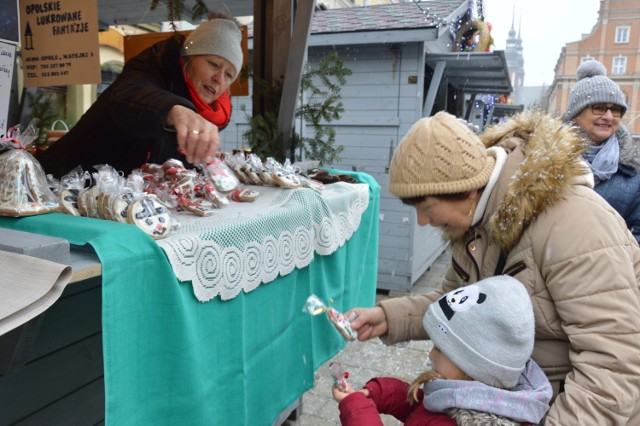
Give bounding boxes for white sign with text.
[0,42,16,135]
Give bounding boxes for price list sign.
[19,0,100,87]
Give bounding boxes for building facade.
[547,0,640,136]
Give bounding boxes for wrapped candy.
[329,362,350,392]
[303,294,358,341]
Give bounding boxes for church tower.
[504,8,525,103]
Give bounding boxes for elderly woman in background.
[37,11,243,178]
[565,59,640,244]
[347,110,640,425]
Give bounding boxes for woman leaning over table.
[565,59,640,244]
[37,11,243,178]
[346,110,640,425]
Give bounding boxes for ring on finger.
[190,130,200,135]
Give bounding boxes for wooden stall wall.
[0,277,104,425]
[221,40,447,293]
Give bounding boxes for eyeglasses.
[590,103,624,118]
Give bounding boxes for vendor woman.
[37,11,243,178]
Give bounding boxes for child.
[332,276,552,426]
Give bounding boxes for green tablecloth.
[0,171,379,425]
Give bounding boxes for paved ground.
[285,246,451,426]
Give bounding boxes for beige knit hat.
[388,111,495,198]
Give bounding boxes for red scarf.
[180,57,232,128]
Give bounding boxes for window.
[97,61,123,95]
[612,56,626,75]
[615,26,630,43]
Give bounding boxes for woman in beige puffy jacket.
[348,110,640,425]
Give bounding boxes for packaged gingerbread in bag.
[0,120,60,217]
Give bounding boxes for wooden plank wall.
[0,277,104,425]
[221,41,448,292]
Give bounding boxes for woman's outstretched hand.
[345,306,388,342]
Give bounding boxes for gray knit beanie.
[388,111,495,198]
[181,19,243,79]
[564,60,627,122]
[423,275,535,389]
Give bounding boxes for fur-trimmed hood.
[479,110,590,251]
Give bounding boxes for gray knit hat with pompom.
[564,60,627,122]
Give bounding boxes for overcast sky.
[481,0,601,86]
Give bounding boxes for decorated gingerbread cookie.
[110,191,135,224]
[202,158,240,194]
[59,188,81,216]
[78,186,101,218]
[178,198,217,217]
[258,170,276,186]
[327,308,358,341]
[242,163,263,185]
[273,171,301,189]
[230,188,260,202]
[127,196,172,239]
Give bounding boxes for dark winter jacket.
[590,125,640,244]
[37,35,199,178]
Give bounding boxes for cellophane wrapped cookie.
[303,294,358,341]
[0,120,60,217]
[57,166,90,216]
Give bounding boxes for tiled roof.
[311,1,468,34]
[247,1,468,37]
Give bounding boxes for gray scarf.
[583,134,619,184]
[423,359,552,424]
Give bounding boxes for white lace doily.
[157,183,370,301]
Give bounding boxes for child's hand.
[331,384,369,403]
[331,383,353,402]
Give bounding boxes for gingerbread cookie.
[178,198,217,217]
[78,186,101,218]
[258,170,277,186]
[202,158,239,194]
[0,150,60,217]
[242,163,263,185]
[273,171,301,189]
[327,308,357,341]
[230,188,260,202]
[202,184,229,208]
[59,189,81,216]
[110,191,135,224]
[127,196,172,240]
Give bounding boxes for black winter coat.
[37,35,199,178]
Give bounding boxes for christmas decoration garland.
[455,19,492,52]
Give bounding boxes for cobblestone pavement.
[285,246,451,426]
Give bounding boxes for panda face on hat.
[439,285,487,320]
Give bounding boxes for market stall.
[0,171,379,425]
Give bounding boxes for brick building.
[547,0,640,136]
